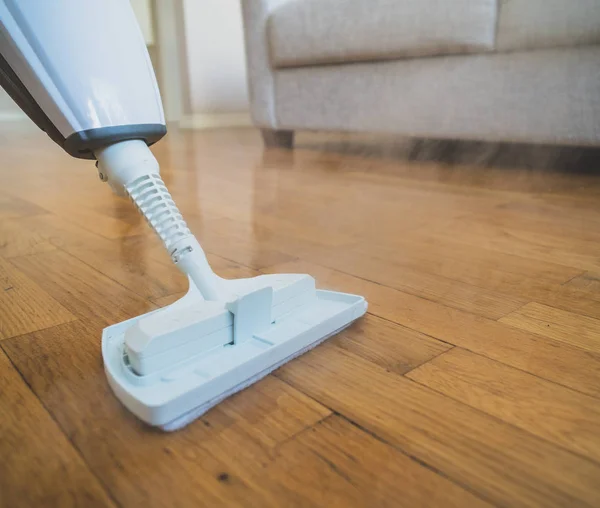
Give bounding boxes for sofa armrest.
[241,0,292,128]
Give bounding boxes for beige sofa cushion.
[269,0,497,68]
[497,0,600,51]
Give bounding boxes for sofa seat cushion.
[497,0,600,51]
[269,0,498,68]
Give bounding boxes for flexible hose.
[95,140,223,301]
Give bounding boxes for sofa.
[241,0,600,148]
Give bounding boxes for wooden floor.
[1,123,600,507]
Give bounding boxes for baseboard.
[179,112,253,130]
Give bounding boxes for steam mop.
[0,0,366,430]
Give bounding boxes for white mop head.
[102,274,367,430]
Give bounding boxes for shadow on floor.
[295,133,600,174]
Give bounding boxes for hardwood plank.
[472,213,600,256]
[276,221,600,320]
[16,214,187,300]
[0,216,57,258]
[342,239,600,319]
[10,249,155,323]
[500,303,600,353]
[0,192,47,219]
[2,318,333,507]
[513,283,600,320]
[497,195,600,221]
[263,415,490,507]
[482,199,600,243]
[151,291,187,308]
[359,235,581,287]
[407,348,600,463]
[427,217,600,272]
[265,260,600,398]
[193,217,297,270]
[16,214,259,300]
[178,172,365,247]
[0,257,76,340]
[566,271,600,295]
[330,313,451,374]
[0,348,113,507]
[289,242,527,319]
[16,212,114,250]
[14,188,149,239]
[276,343,600,507]
[67,235,187,302]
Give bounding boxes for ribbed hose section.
[125,173,192,259]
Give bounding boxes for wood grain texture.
[500,302,600,353]
[344,240,600,319]
[352,235,581,287]
[0,192,47,220]
[0,348,113,507]
[0,216,57,258]
[2,125,600,506]
[407,348,600,463]
[0,257,75,339]
[10,249,155,323]
[426,215,600,273]
[2,319,333,508]
[277,343,600,507]
[14,189,149,239]
[188,217,297,270]
[311,246,527,319]
[329,313,451,374]
[263,415,491,507]
[13,213,187,300]
[566,271,600,294]
[266,259,600,398]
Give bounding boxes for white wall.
[181,0,249,118]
